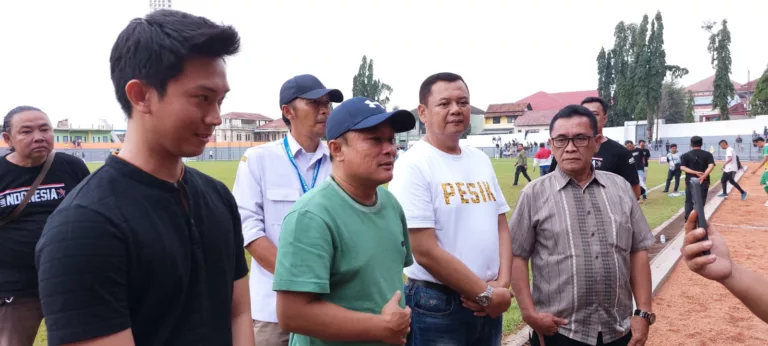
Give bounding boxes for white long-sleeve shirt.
[232,133,331,323]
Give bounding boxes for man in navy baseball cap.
[279,74,343,127]
[326,97,415,140]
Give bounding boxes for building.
[394,105,486,145]
[515,90,598,111]
[215,112,273,143]
[488,90,598,136]
[54,119,114,145]
[149,0,171,12]
[253,119,289,142]
[482,102,531,134]
[512,109,559,134]
[685,75,747,121]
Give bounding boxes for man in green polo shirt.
[273,97,417,345]
[751,137,768,207]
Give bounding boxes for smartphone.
[689,177,711,256]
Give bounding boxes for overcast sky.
[1,0,766,129]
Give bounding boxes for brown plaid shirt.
[509,167,654,345]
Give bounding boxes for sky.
[1,0,766,129]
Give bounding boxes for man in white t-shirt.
[232,74,342,345]
[388,72,513,345]
[717,139,747,200]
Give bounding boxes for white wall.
[657,116,768,138]
[602,126,625,143]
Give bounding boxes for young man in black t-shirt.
[0,106,90,346]
[35,10,254,346]
[625,140,648,200]
[548,97,641,199]
[680,136,716,220]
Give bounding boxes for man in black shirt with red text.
[548,97,641,199]
[35,10,254,346]
[0,106,89,346]
[680,136,715,220]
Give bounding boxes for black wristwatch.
[633,309,656,325]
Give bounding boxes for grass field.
[33,158,722,344]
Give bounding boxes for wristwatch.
[475,285,493,307]
[633,309,656,325]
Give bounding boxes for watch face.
[648,313,656,325]
[476,295,491,307]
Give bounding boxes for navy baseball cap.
[326,97,416,140]
[279,74,343,107]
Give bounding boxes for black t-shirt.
[630,148,646,171]
[36,155,248,346]
[0,152,89,297]
[640,148,651,167]
[680,149,716,184]
[549,138,640,186]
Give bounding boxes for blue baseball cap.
[326,97,416,140]
[279,74,343,107]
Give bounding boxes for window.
[56,136,60,143]
[492,117,501,124]
[506,116,514,124]
[103,136,109,143]
[63,136,69,143]
[224,133,227,141]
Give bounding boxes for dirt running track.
[648,170,768,346]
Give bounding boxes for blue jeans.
[539,165,550,177]
[405,281,502,346]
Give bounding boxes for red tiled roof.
[738,78,759,92]
[728,102,749,116]
[484,102,531,118]
[685,75,742,93]
[514,109,559,126]
[256,119,288,131]
[514,90,598,111]
[223,112,274,121]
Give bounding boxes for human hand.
[485,287,513,318]
[460,281,512,317]
[523,311,568,336]
[628,316,649,346]
[682,211,733,282]
[379,291,411,345]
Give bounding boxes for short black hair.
[718,139,728,145]
[625,140,634,145]
[549,105,598,135]
[419,72,469,106]
[3,106,45,152]
[110,9,240,118]
[754,136,765,143]
[670,143,677,148]
[638,139,646,144]
[690,136,703,147]
[539,143,545,148]
[580,96,609,115]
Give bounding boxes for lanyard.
[283,136,322,194]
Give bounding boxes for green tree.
[660,81,686,124]
[684,90,695,123]
[645,11,668,140]
[351,55,394,108]
[630,14,650,124]
[607,21,632,127]
[703,19,735,120]
[749,65,768,116]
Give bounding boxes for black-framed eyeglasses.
[550,135,593,148]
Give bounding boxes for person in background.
[232,74,342,345]
[626,140,648,200]
[35,9,254,346]
[735,135,743,152]
[665,140,670,154]
[0,106,90,346]
[750,137,768,207]
[514,143,532,185]
[662,143,682,195]
[510,105,654,346]
[533,142,552,176]
[272,97,415,345]
[716,140,747,200]
[637,139,651,184]
[396,145,406,160]
[680,136,715,220]
[548,97,642,200]
[389,73,513,345]
[681,210,768,323]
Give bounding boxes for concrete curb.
[503,168,748,346]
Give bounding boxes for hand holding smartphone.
[689,177,711,256]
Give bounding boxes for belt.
[406,278,456,295]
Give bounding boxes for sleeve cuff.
[497,205,511,214]
[273,279,330,294]
[243,228,266,247]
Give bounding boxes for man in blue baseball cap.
[273,97,416,345]
[232,74,342,345]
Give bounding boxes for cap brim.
[298,88,344,103]
[349,109,416,134]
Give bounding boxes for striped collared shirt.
[509,167,654,345]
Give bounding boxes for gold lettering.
[441,183,456,205]
[466,183,481,203]
[482,181,496,201]
[477,182,488,202]
[456,183,470,204]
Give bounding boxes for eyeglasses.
[550,135,593,148]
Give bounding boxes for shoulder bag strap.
[0,151,56,227]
